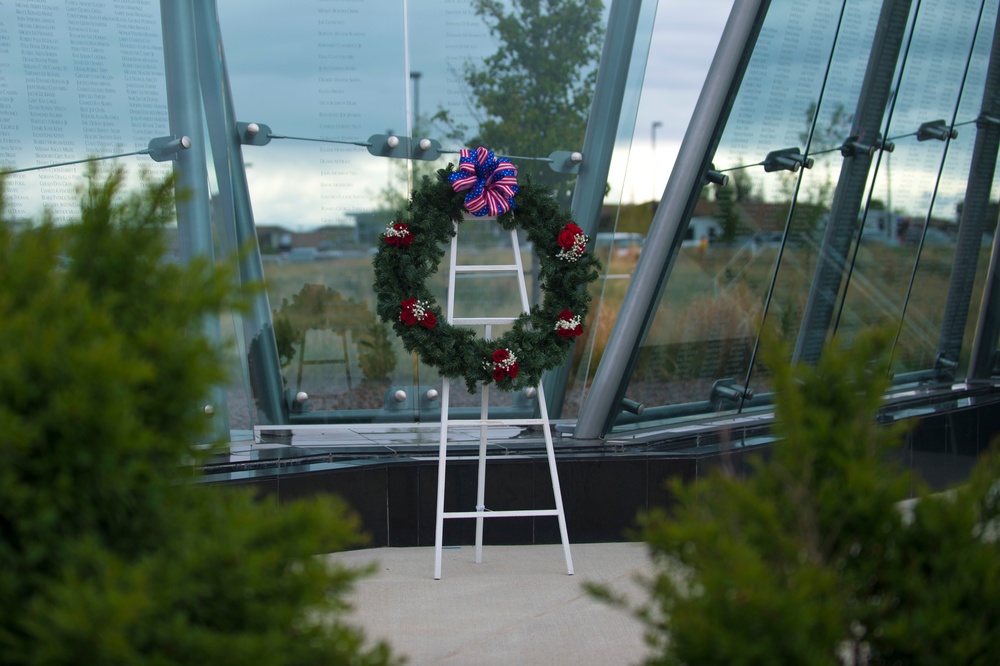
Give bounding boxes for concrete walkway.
[326,542,655,665]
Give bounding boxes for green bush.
[625,330,1000,665]
[0,166,397,665]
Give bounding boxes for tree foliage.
[0,166,397,665]
[624,329,1000,665]
[713,165,758,243]
[458,0,604,206]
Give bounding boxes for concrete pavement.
[326,542,655,665]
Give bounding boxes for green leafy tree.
[801,101,853,154]
[607,329,1000,665]
[273,283,397,385]
[0,166,397,665]
[357,320,399,385]
[713,163,757,243]
[782,102,850,254]
[452,0,605,207]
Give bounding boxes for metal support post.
[191,0,288,425]
[160,0,230,441]
[941,8,1000,380]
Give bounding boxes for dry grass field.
[235,235,981,424]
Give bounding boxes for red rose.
[394,222,413,248]
[420,311,437,328]
[558,228,577,250]
[384,222,413,248]
[557,310,583,337]
[566,223,582,235]
[492,348,509,363]
[400,298,418,325]
[493,367,506,381]
[508,361,519,379]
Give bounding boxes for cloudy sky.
[2,0,727,226]
[2,0,992,228]
[209,0,734,228]
[0,0,731,228]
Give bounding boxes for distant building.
[255,224,359,255]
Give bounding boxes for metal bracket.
[146,135,191,162]
[934,353,958,382]
[703,162,729,186]
[547,150,584,174]
[237,121,273,146]
[763,147,813,173]
[977,114,1000,128]
[620,398,645,415]
[917,119,957,142]
[366,134,442,161]
[840,135,876,158]
[709,378,754,408]
[285,389,310,414]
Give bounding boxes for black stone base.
[206,395,997,547]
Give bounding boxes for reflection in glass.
[613,0,848,424]
[802,0,999,383]
[214,0,618,423]
[217,0,412,422]
[611,0,1000,433]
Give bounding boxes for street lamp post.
[410,71,422,135]
[651,121,663,202]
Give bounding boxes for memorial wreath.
[372,147,601,392]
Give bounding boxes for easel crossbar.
[442,418,547,426]
[454,264,520,272]
[443,509,561,519]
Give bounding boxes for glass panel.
[746,0,883,390]
[613,0,851,427]
[891,0,998,380]
[0,1,171,220]
[406,0,621,420]
[607,0,1000,433]
[0,1,264,439]
[955,2,1000,379]
[218,0,412,421]
[834,0,990,378]
[561,0,660,420]
[216,0,636,424]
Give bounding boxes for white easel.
[433,223,574,580]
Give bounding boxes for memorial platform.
[325,541,654,666]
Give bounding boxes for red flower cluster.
[554,309,584,338]
[556,222,588,261]
[558,222,583,249]
[400,298,436,328]
[383,221,414,248]
[491,348,519,381]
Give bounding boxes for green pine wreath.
[372,164,601,393]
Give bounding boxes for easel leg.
[475,383,489,564]
[537,384,574,575]
[433,380,451,580]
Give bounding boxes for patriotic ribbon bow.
[448,146,519,216]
